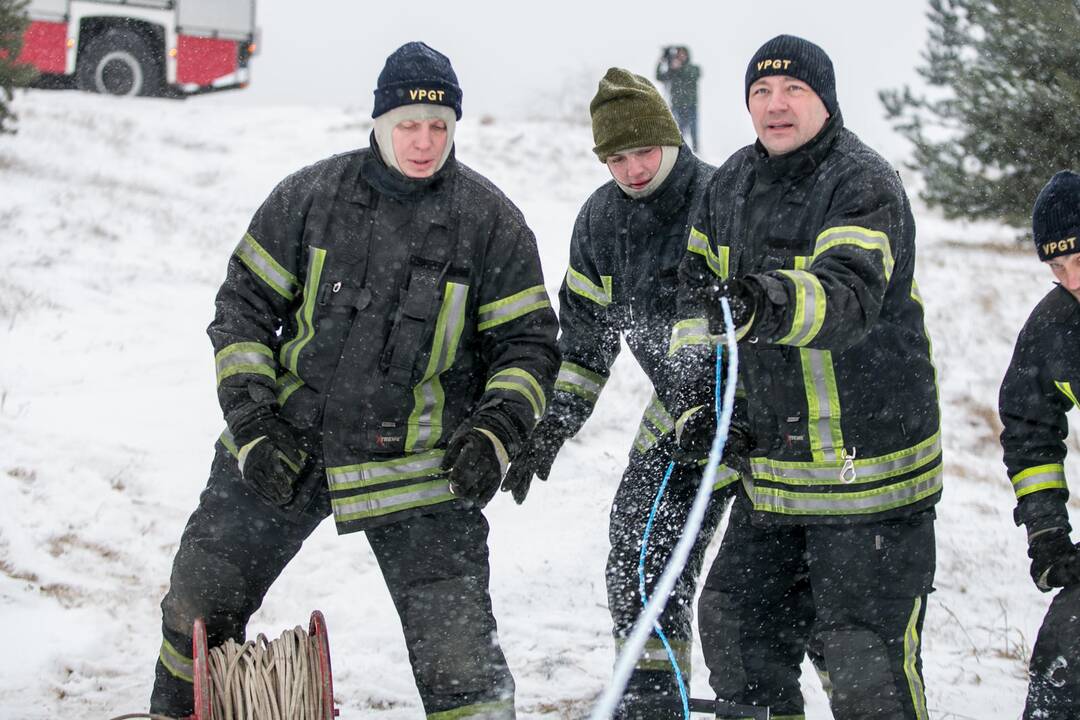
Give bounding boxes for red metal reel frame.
[308,610,338,719]
[191,617,213,720]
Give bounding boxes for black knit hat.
[745,34,837,116]
[373,42,462,120]
[1033,171,1080,261]
[590,68,683,162]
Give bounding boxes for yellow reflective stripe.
[477,284,551,331]
[687,226,729,278]
[565,266,613,306]
[276,370,304,407]
[812,225,894,282]
[616,635,691,674]
[713,465,741,491]
[775,269,826,346]
[159,638,193,683]
[751,464,943,516]
[406,282,469,452]
[215,342,276,385]
[279,247,326,374]
[486,367,546,419]
[1011,463,1068,499]
[234,232,299,300]
[331,478,455,523]
[555,361,607,403]
[903,596,929,720]
[1056,381,1079,409]
[751,432,942,486]
[633,394,674,454]
[675,405,705,441]
[427,699,515,720]
[801,349,843,463]
[327,451,446,491]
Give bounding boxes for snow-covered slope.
[1,90,1076,719]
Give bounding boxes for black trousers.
[1025,582,1080,718]
[698,494,935,719]
[150,445,514,719]
[606,442,733,719]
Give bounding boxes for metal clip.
[839,447,857,484]
[332,281,342,293]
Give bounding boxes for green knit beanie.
[590,68,683,162]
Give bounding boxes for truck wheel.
[77,31,163,97]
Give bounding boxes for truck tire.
[77,30,163,97]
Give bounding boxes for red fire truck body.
[18,0,257,97]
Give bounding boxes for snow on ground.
[1,90,1078,719]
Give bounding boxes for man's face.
[605,146,663,191]
[1047,251,1080,302]
[392,118,449,178]
[748,75,830,156]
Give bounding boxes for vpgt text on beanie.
[590,68,682,162]
[1033,171,1080,261]
[745,34,838,116]
[373,41,462,120]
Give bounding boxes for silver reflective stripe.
[280,247,327,374]
[752,465,943,515]
[775,269,825,346]
[555,362,606,403]
[159,638,193,683]
[566,267,613,306]
[1011,463,1068,499]
[486,368,547,419]
[234,232,299,300]
[215,342,275,384]
[813,225,894,281]
[713,465,741,491]
[633,395,674,454]
[669,318,720,355]
[751,433,942,485]
[407,283,469,452]
[331,479,454,522]
[477,285,551,331]
[327,451,445,490]
[803,349,842,462]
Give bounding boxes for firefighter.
[999,170,1080,718]
[149,41,559,719]
[499,68,739,719]
[671,35,941,718]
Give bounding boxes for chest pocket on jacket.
[381,260,445,387]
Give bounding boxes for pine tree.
[0,0,38,135]
[880,0,1080,229]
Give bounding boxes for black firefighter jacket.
[1000,284,1080,534]
[674,113,942,524]
[208,146,559,533]
[548,146,739,486]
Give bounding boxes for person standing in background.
[656,46,701,153]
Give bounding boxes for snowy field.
[1,90,1078,719]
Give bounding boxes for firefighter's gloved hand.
[236,418,306,506]
[715,277,762,332]
[674,406,715,464]
[500,415,573,504]
[1029,528,1080,592]
[443,428,507,507]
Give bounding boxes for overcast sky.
[222,1,931,165]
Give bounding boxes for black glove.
[235,417,306,506]
[500,415,573,504]
[442,427,505,507]
[716,277,762,331]
[674,406,715,464]
[1028,528,1080,592]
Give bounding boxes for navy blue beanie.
[373,42,462,120]
[1033,171,1080,260]
[745,34,838,116]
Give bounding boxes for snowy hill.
[1,90,1077,719]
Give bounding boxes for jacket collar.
[753,110,844,184]
[357,131,457,204]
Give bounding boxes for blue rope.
[638,344,727,720]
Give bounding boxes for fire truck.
[18,0,258,97]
